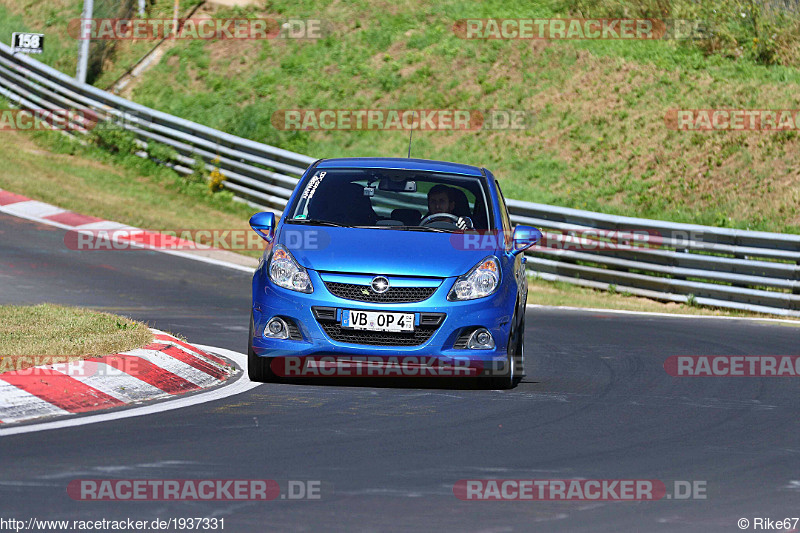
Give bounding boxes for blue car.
[248,157,541,389]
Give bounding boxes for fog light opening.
[467,328,495,350]
[264,317,289,339]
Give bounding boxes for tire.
[485,318,521,390]
[247,311,275,382]
[515,316,526,380]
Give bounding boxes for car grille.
[324,282,437,303]
[285,318,303,340]
[312,307,444,346]
[453,332,471,349]
[318,323,439,346]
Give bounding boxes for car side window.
[495,181,512,245]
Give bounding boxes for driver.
[426,185,473,230]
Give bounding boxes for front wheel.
[248,311,275,382]
[485,318,522,390]
[515,316,526,380]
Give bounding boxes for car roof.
[315,157,485,177]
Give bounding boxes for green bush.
[90,128,138,155]
[188,157,209,185]
[145,141,179,166]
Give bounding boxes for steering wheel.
[419,213,460,226]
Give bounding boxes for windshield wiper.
[349,225,452,232]
[286,218,354,228]
[395,226,455,233]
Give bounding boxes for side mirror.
[511,225,542,255]
[249,212,276,242]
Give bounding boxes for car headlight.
[268,245,313,293]
[448,257,500,301]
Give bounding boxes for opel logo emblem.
[371,276,390,294]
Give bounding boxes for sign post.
[11,32,44,54]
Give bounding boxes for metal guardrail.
[1,41,798,317]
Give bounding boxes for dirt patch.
[207,39,263,76]
[370,40,408,70]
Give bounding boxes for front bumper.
[251,268,515,370]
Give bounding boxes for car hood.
[278,225,498,278]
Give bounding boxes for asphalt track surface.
[1,212,799,532]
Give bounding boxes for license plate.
[341,310,414,332]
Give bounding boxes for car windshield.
[287,168,493,231]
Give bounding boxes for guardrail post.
[75,0,93,84]
[795,259,800,295]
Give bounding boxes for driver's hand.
[456,217,473,230]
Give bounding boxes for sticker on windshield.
[302,171,326,200]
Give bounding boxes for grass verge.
[0,304,153,373]
[0,127,262,258]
